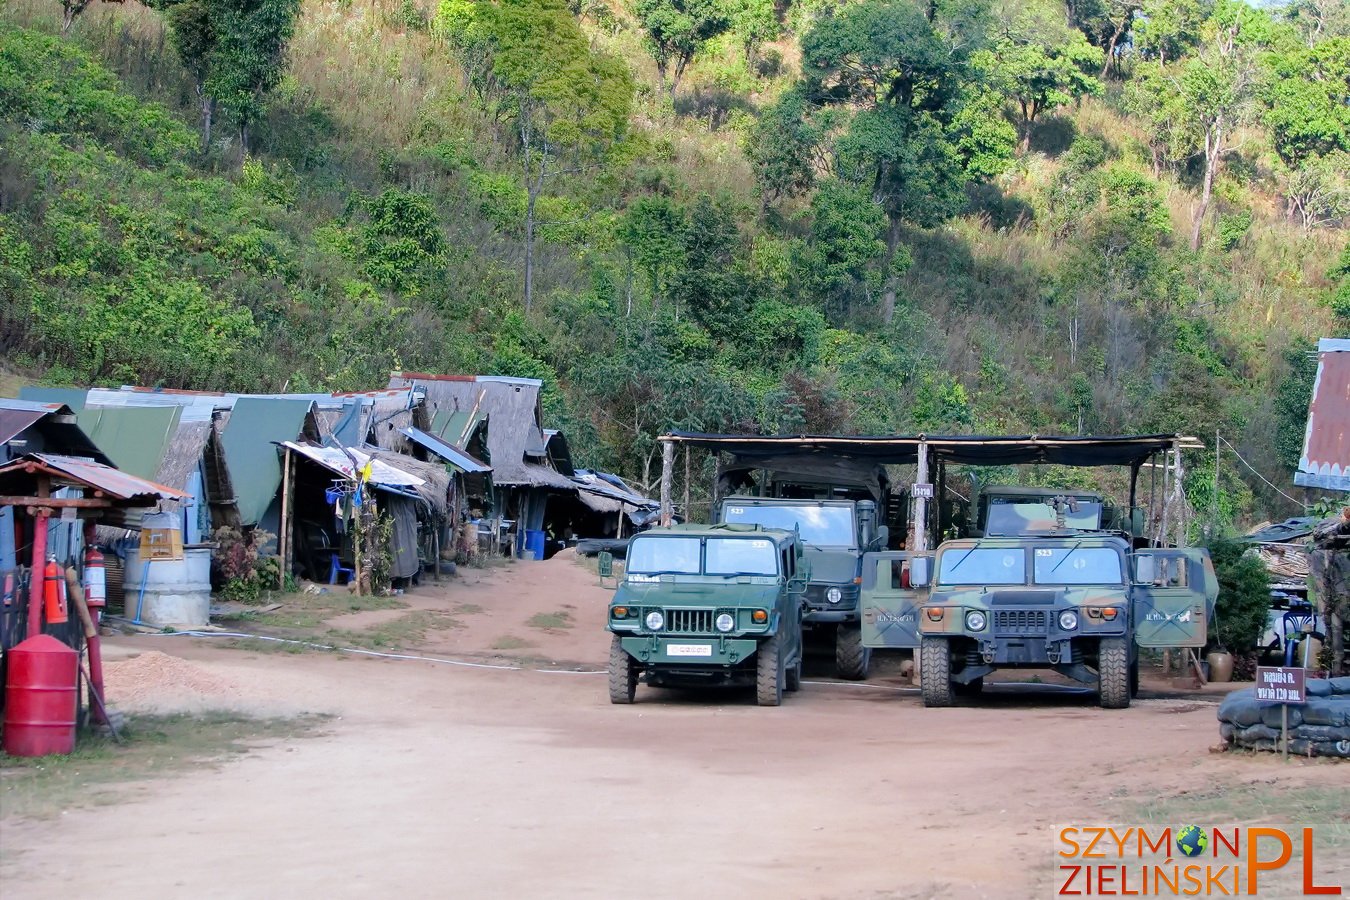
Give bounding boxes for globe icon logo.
[1177,825,1208,858]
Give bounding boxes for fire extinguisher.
[83,546,107,624]
[43,557,69,626]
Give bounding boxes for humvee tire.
[920,637,955,707]
[786,652,803,692]
[1098,637,1131,709]
[835,623,872,680]
[757,633,784,706]
[608,635,638,704]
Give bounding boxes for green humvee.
[607,523,808,706]
[717,496,886,680]
[914,534,1217,709]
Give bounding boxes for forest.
[0,0,1346,528]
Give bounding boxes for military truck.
[971,486,1143,539]
[606,523,808,706]
[716,496,885,680]
[911,531,1217,708]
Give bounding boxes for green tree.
[163,0,218,149]
[1274,340,1318,472]
[795,179,889,321]
[799,0,967,322]
[727,0,779,64]
[984,0,1104,151]
[1133,0,1210,66]
[619,195,686,314]
[671,195,745,337]
[447,0,634,309]
[744,86,821,202]
[1205,536,1273,654]
[208,0,301,152]
[633,0,729,99]
[1068,0,1143,78]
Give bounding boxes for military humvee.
[716,496,885,680]
[914,532,1217,708]
[607,523,808,706]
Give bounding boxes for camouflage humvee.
[914,533,1217,708]
[717,496,886,680]
[607,523,808,706]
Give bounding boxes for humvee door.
[860,552,931,650]
[1131,550,1218,649]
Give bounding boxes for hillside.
[0,0,1345,527]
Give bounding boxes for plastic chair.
[328,553,356,585]
[1281,600,1322,666]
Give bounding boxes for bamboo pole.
[683,446,691,525]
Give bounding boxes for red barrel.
[3,634,79,756]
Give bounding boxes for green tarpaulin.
[222,398,313,526]
[76,405,181,482]
[18,386,90,411]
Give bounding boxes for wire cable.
[1216,435,1304,507]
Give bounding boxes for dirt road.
[2,557,1346,899]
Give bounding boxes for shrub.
[1206,536,1272,654]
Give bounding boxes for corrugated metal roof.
[279,442,425,489]
[0,453,187,502]
[1296,338,1350,492]
[221,398,314,525]
[76,405,181,481]
[401,427,492,473]
[0,400,111,464]
[0,406,48,445]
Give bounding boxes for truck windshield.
[938,548,1026,585]
[985,500,1103,534]
[721,503,855,547]
[705,538,779,576]
[1033,547,1122,585]
[626,537,701,575]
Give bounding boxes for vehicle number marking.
[667,644,713,657]
[1036,549,1053,557]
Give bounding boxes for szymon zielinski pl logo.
[1057,825,1343,896]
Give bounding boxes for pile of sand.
[103,650,242,712]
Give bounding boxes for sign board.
[911,483,934,500]
[1254,666,1306,704]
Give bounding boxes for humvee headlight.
[826,587,843,604]
[716,613,735,632]
[751,609,768,624]
[1059,610,1079,631]
[645,611,664,630]
[965,611,986,631]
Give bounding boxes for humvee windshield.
[1032,546,1122,585]
[627,536,780,577]
[985,499,1103,533]
[721,504,855,547]
[938,547,1026,585]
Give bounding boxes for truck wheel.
[756,634,784,706]
[1098,637,1131,709]
[786,652,803,692]
[835,623,872,680]
[608,635,638,704]
[920,637,955,708]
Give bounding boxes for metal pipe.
[26,510,48,639]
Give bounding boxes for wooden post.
[278,446,292,590]
[912,439,930,551]
[683,446,691,525]
[659,439,675,526]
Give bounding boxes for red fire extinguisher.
[83,546,107,624]
[43,557,69,626]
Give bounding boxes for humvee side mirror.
[910,557,932,588]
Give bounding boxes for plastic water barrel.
[2,634,78,756]
[525,530,546,561]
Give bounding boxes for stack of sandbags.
[1217,678,1350,758]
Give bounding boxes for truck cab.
[716,496,885,680]
[606,523,808,707]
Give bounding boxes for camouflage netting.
[1217,678,1350,758]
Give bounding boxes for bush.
[1206,537,1272,653]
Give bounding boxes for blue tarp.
[401,427,491,474]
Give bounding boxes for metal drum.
[2,634,78,757]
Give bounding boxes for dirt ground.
[2,554,1347,899]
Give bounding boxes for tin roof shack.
[1296,338,1350,492]
[387,374,582,557]
[0,400,111,574]
[0,454,186,650]
[276,442,450,591]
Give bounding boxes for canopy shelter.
[659,432,1203,551]
[0,453,187,644]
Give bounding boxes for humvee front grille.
[665,609,715,634]
[994,610,1048,634]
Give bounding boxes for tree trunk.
[197,85,214,152]
[524,187,537,310]
[1101,20,1127,79]
[654,58,667,98]
[1190,121,1222,252]
[670,55,690,99]
[880,218,902,325]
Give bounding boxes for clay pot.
[1206,650,1234,683]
